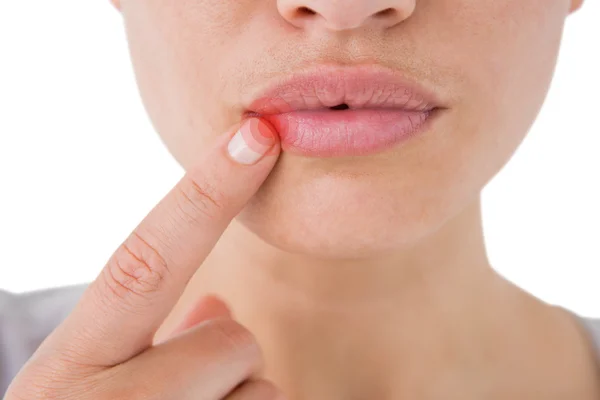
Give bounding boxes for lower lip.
[261,109,435,157]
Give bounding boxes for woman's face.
[114,0,580,258]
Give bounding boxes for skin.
[6,0,597,399]
[115,0,594,396]
[6,121,284,399]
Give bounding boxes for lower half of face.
[119,0,571,258]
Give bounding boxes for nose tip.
[278,0,416,31]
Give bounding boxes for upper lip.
[244,64,445,116]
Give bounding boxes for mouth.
[243,64,446,157]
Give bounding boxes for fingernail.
[227,118,276,165]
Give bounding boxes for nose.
[277,0,416,31]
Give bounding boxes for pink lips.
[243,64,444,157]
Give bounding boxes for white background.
[0,2,599,317]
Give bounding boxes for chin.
[235,151,475,260]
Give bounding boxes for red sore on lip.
[243,96,297,153]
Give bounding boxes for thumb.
[161,295,233,343]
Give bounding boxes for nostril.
[374,8,397,18]
[297,6,317,16]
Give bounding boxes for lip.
[243,64,446,157]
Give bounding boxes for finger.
[159,294,233,343]
[105,318,266,400]
[223,379,286,400]
[48,118,279,366]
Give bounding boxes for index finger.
[48,118,279,367]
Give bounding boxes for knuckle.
[101,231,169,303]
[176,173,226,223]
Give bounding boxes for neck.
[154,196,595,399]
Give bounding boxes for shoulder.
[0,284,87,395]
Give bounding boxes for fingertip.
[227,117,280,165]
[255,118,282,158]
[200,294,234,317]
[257,117,281,143]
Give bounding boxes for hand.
[5,118,284,400]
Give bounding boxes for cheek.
[120,0,255,168]
[444,1,568,136]
[428,1,569,182]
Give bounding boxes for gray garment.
[0,285,87,395]
[1,285,600,396]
